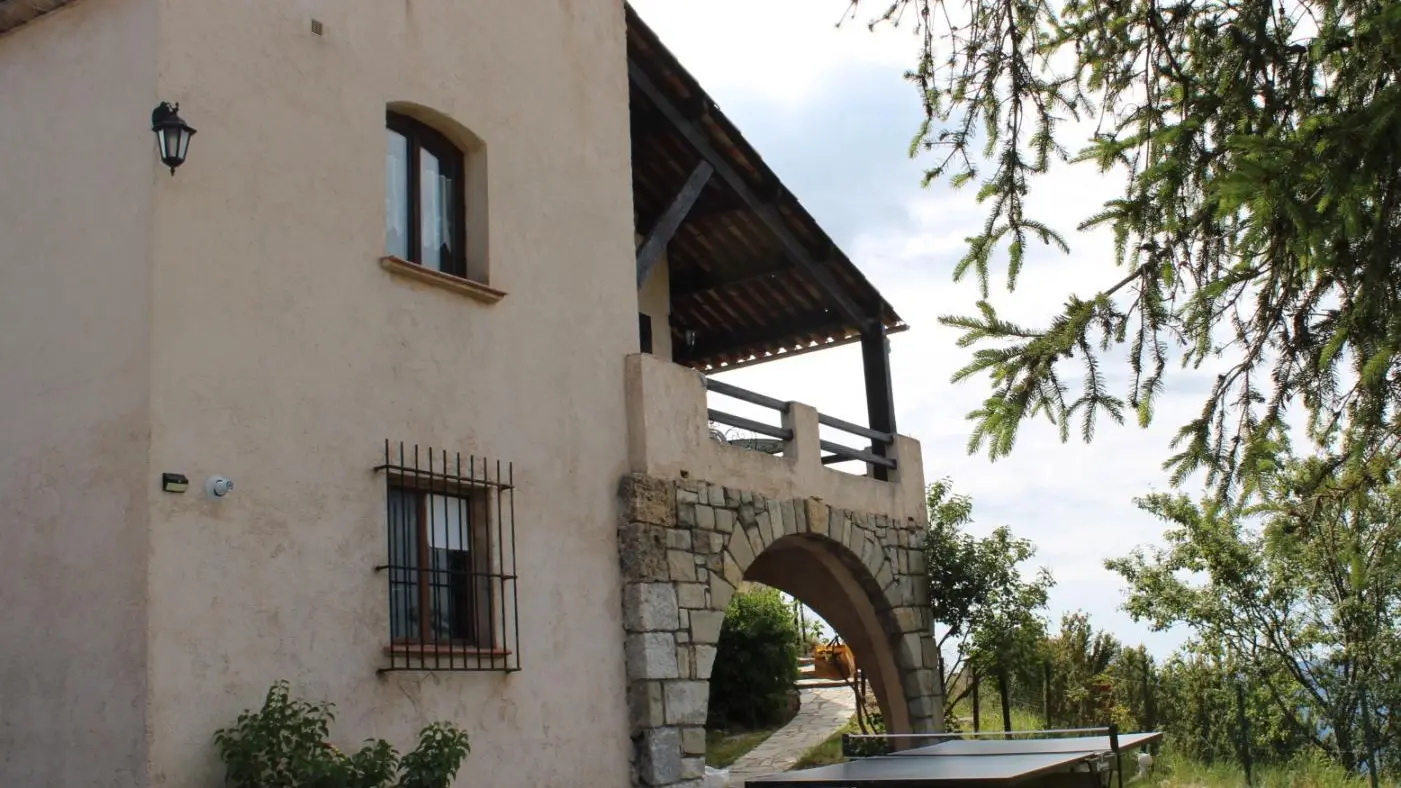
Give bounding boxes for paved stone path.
[725,686,859,783]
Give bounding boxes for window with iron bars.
[376,441,519,672]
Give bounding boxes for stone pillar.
[618,474,708,787]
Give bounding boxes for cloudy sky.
[629,0,1213,658]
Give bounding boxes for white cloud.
[630,0,921,108]
[632,0,1202,657]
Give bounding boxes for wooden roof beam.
[627,59,878,333]
[674,234,839,298]
[861,328,897,480]
[637,160,713,288]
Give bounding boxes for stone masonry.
[618,473,940,788]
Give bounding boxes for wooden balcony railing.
[703,378,896,473]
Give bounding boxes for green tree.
[924,478,1054,726]
[844,0,1401,499]
[1042,612,1124,728]
[1037,613,1167,734]
[1152,642,1313,765]
[707,585,802,730]
[1107,643,1157,732]
[1107,455,1401,771]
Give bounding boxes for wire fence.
[949,658,1389,787]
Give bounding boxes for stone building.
[0,0,940,786]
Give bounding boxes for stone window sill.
[379,255,506,304]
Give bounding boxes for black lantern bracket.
[151,101,196,176]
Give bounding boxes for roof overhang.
[0,0,80,36]
[626,4,908,373]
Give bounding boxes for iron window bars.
[375,440,520,673]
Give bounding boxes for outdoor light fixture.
[151,102,196,175]
[160,472,190,494]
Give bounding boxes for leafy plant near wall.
[708,585,802,730]
[213,680,471,788]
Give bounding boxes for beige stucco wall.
[0,0,156,785]
[140,0,636,786]
[637,250,673,361]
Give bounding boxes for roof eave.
[0,0,81,37]
[696,322,911,374]
[624,3,907,333]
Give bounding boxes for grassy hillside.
[1151,751,1389,788]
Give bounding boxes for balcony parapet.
[623,353,926,524]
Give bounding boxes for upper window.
[385,112,467,278]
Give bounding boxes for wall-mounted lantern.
[151,102,196,175]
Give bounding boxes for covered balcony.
[624,7,924,523]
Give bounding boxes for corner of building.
[0,0,159,784]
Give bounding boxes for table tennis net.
[840,728,1120,759]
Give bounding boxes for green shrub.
[707,586,801,729]
[214,680,470,788]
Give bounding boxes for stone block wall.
[617,473,941,788]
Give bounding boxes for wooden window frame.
[387,481,493,649]
[386,111,469,279]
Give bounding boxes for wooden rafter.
[636,160,713,288]
[672,258,795,299]
[627,58,878,333]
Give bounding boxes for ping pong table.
[743,727,1163,788]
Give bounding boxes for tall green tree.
[846,0,1401,498]
[1043,612,1124,727]
[1107,455,1401,771]
[924,478,1054,725]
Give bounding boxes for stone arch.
[746,534,911,732]
[618,474,940,788]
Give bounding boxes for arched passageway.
[618,474,941,788]
[746,534,911,733]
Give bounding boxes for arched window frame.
[386,111,468,279]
